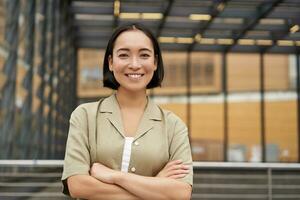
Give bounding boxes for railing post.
[267,168,272,200]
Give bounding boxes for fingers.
[169,163,189,170]
[165,163,190,178]
[169,173,188,179]
[166,169,189,177]
[157,160,190,178]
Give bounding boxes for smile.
[125,73,144,79]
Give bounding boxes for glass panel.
[265,54,298,162]
[158,103,187,124]
[190,52,223,161]
[153,51,188,158]
[264,54,289,91]
[228,101,261,162]
[265,100,297,162]
[77,49,112,99]
[227,53,260,92]
[227,53,261,162]
[153,52,187,95]
[191,102,224,161]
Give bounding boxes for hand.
[90,163,121,184]
[156,160,190,179]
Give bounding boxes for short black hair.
[102,23,164,90]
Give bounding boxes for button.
[134,141,139,146]
[131,167,136,172]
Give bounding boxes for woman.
[62,23,193,200]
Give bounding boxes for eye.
[140,54,150,59]
[118,53,129,58]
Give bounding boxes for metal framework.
[221,53,228,161]
[188,0,229,52]
[0,0,77,159]
[259,53,266,162]
[155,0,173,37]
[71,0,300,53]
[0,0,20,159]
[0,0,299,161]
[224,0,283,52]
[297,53,300,162]
[19,0,36,159]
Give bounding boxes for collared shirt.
[62,94,193,195]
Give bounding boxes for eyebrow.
[116,48,153,53]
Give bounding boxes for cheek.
[146,66,157,74]
[111,61,125,73]
[143,60,157,72]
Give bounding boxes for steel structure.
[0,0,76,159]
[0,0,299,161]
[71,0,300,53]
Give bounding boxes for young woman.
[62,23,193,200]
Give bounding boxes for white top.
[121,137,134,172]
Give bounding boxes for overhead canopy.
[70,0,300,53]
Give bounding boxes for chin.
[127,87,147,93]
[120,85,148,93]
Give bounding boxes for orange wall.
[77,51,290,97]
[159,100,298,162]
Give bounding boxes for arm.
[67,175,140,200]
[90,162,192,200]
[115,171,191,200]
[62,107,139,200]
[69,159,189,200]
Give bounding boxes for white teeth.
[127,74,142,78]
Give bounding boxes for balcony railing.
[0,160,300,200]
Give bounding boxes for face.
[109,29,157,92]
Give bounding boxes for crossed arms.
[67,160,192,200]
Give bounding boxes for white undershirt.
[121,137,134,172]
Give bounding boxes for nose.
[129,56,141,70]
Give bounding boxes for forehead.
[114,30,154,51]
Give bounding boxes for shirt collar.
[99,93,162,121]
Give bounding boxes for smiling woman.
[108,29,157,93]
[61,23,193,200]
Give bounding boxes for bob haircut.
[103,23,164,90]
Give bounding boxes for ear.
[108,55,113,71]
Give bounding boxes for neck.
[115,88,147,109]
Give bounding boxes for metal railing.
[0,160,66,200]
[193,162,300,200]
[1,160,300,200]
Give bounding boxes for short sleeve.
[61,106,91,195]
[169,115,193,186]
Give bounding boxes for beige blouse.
[61,94,193,195]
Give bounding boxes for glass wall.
[77,49,111,100]
[0,0,77,159]
[152,52,188,126]
[227,53,261,162]
[190,52,223,161]
[264,54,298,162]
[77,48,299,163]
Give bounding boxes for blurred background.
[0,0,300,199]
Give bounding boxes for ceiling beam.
[260,19,299,53]
[224,0,283,53]
[156,0,173,37]
[187,0,229,52]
